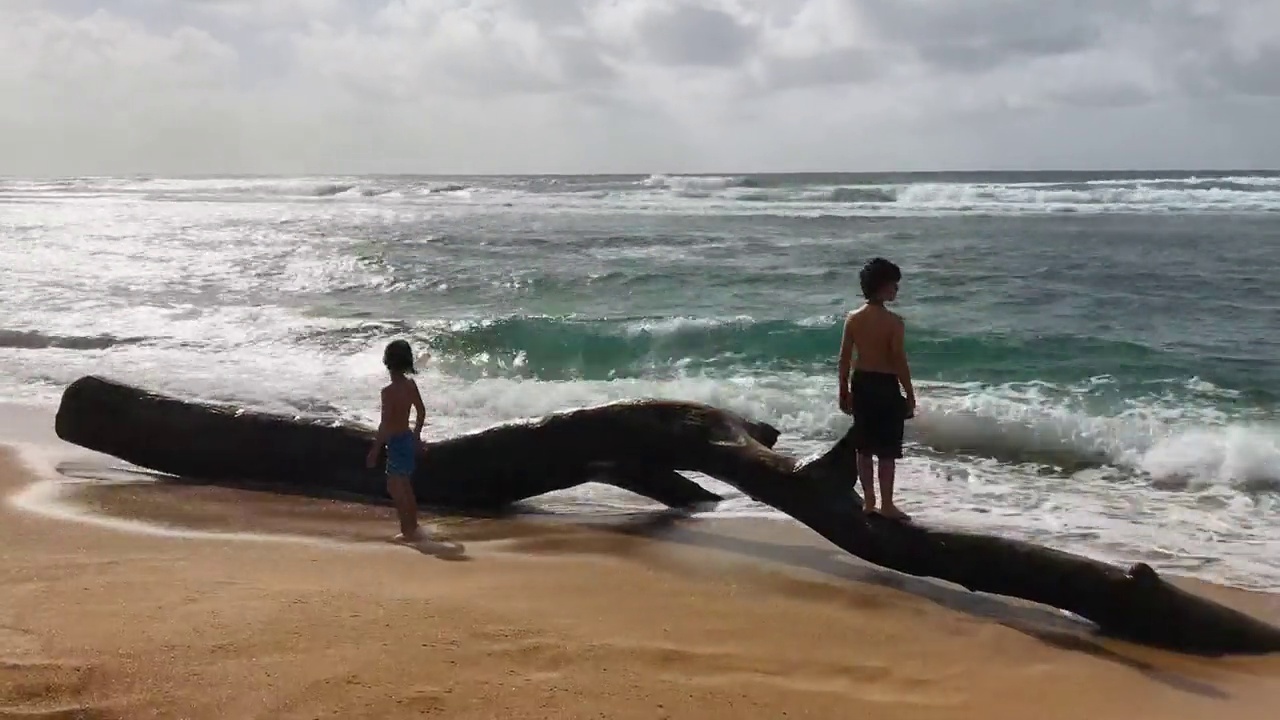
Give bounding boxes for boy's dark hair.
[383,339,416,374]
[859,257,901,300]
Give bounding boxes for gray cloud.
[1219,45,1280,97]
[755,47,883,91]
[1,0,1278,175]
[634,4,757,67]
[856,0,1107,73]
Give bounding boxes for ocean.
[2,170,1277,589]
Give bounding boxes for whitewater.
[1,170,1277,589]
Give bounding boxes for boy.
[366,339,428,541]
[837,257,916,521]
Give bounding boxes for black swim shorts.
[848,370,907,460]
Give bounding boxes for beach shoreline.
[1,402,1279,717]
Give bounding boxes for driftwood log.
[53,375,728,511]
[54,375,1280,655]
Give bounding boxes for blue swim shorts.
[385,431,417,477]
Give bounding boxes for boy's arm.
[890,315,915,407]
[836,314,856,412]
[410,381,426,436]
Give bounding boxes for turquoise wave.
[410,315,1270,402]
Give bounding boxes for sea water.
[2,171,1277,588]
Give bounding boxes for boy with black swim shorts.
[837,257,916,520]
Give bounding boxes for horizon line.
[5,167,1279,180]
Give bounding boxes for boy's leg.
[875,391,909,520]
[386,474,421,539]
[856,452,877,512]
[877,458,907,520]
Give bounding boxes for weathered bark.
[54,375,1280,655]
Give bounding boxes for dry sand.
[2,431,1279,718]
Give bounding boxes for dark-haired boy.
[837,257,916,521]
[366,339,427,541]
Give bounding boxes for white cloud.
[1,0,1278,175]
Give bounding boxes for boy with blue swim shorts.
[365,339,428,542]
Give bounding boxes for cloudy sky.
[3,0,1278,175]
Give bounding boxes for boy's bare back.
[370,338,427,542]
[843,303,906,376]
[380,377,424,435]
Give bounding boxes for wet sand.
[2,417,1279,718]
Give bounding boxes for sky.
[2,0,1279,175]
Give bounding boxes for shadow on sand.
[599,508,1230,700]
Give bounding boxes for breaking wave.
[6,171,1280,215]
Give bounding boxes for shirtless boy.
[366,339,427,541]
[837,257,916,520]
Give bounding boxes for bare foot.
[393,527,426,543]
[879,504,910,522]
[863,495,878,514]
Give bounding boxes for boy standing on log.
[837,257,916,521]
[366,339,428,542]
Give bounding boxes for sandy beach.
[2,406,1279,719]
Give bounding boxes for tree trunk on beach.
[54,374,1280,656]
[51,375,727,511]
